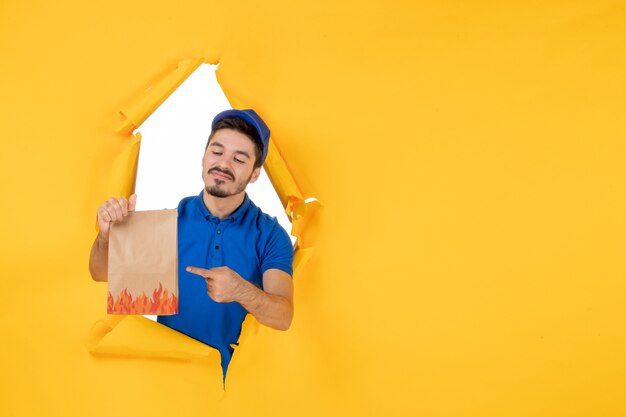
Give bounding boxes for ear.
[248,167,261,184]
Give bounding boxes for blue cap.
[211,109,271,164]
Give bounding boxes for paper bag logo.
[108,282,178,315]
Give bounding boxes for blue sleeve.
[261,223,294,277]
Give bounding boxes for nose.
[207,155,235,179]
[215,156,233,172]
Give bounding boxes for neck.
[202,190,246,219]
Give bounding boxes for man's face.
[203,128,261,199]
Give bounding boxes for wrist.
[235,278,259,306]
[97,232,109,245]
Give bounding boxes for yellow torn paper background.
[1,1,625,417]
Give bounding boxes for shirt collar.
[195,190,251,223]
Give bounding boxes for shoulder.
[245,199,288,238]
[247,202,293,256]
[177,194,199,216]
[236,197,295,276]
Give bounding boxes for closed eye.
[234,158,245,164]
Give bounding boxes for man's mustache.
[208,167,235,181]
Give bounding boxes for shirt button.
[215,245,220,250]
[217,230,221,234]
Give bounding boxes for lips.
[209,169,234,181]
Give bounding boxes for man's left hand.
[186,266,247,303]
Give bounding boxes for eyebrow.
[209,141,251,159]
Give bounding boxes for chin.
[205,185,233,198]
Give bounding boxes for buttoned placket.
[206,215,236,266]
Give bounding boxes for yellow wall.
[1,1,625,416]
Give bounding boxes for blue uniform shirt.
[158,191,294,376]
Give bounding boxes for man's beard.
[205,169,255,199]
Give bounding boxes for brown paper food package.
[107,210,178,315]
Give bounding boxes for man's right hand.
[97,194,137,240]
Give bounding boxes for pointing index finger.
[186,266,212,278]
